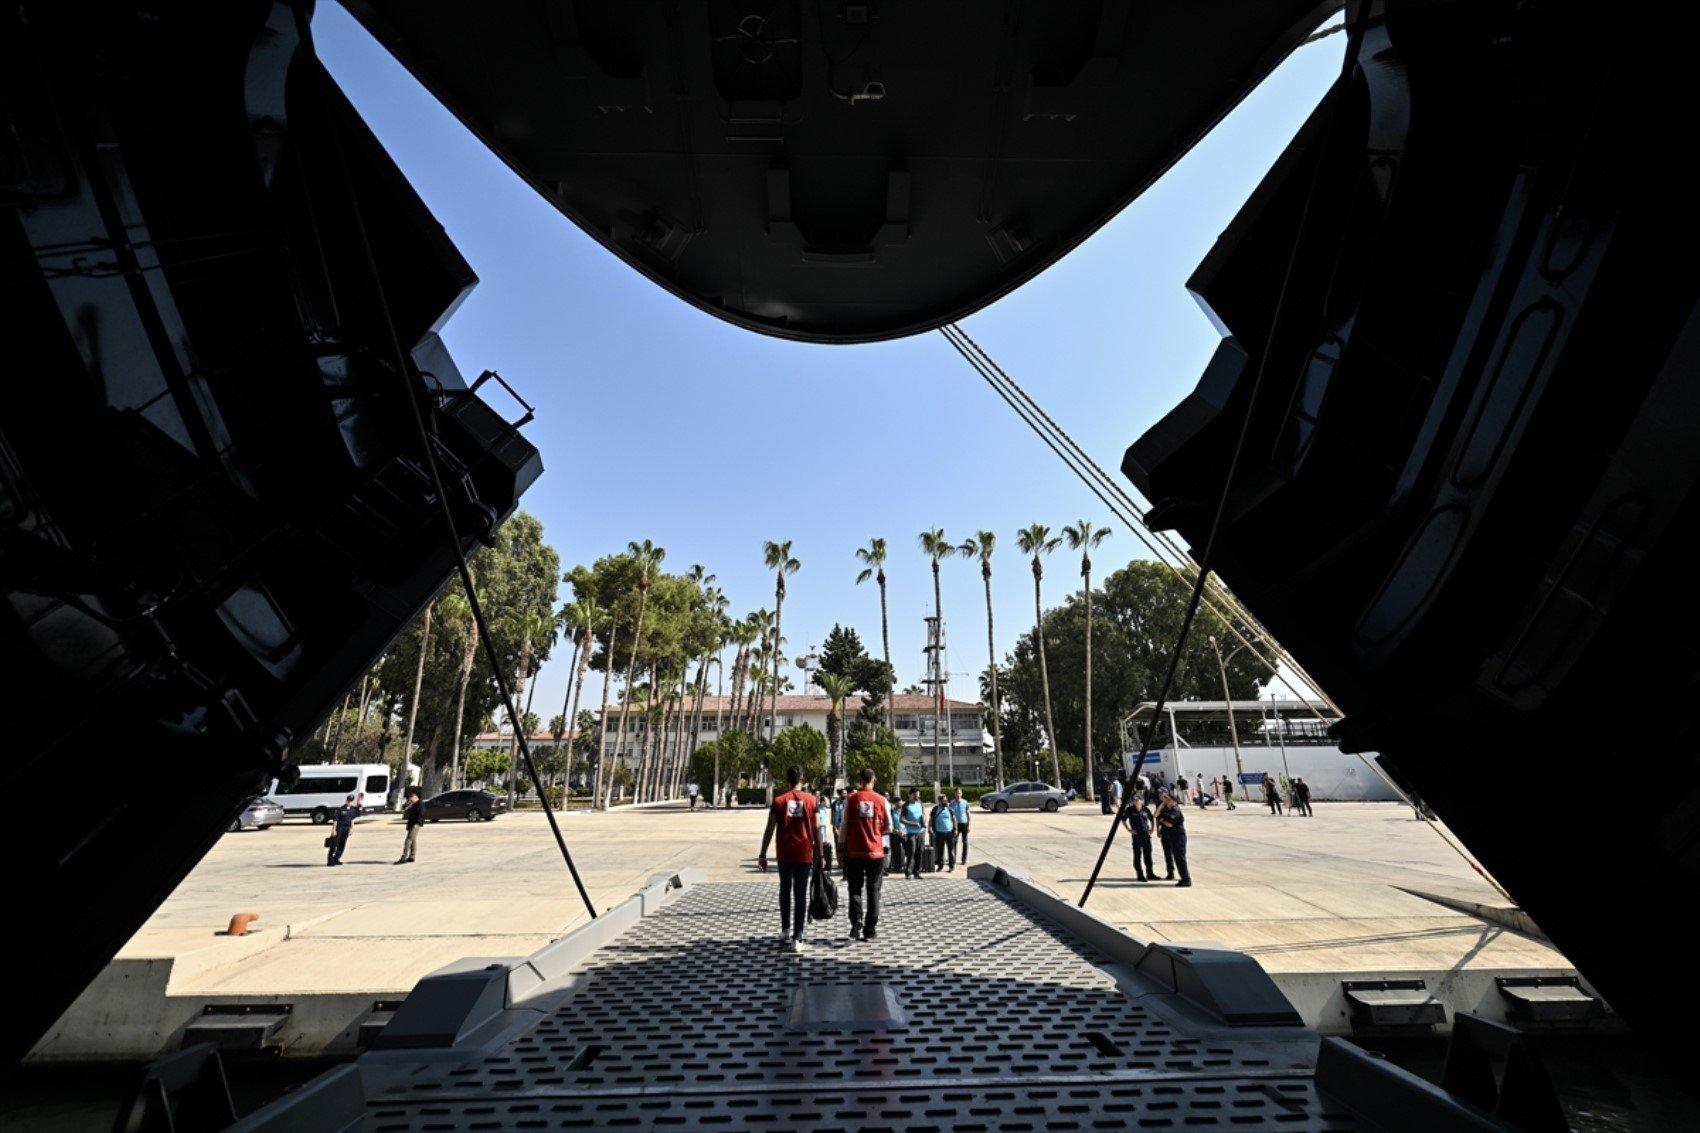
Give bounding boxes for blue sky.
[314,7,1342,723]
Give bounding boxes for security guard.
[1124,795,1155,882]
[1155,791,1192,887]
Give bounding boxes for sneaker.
[789,937,803,952]
[863,930,877,941]
[1176,879,1192,887]
[848,927,862,941]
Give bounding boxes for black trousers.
[1132,833,1154,879]
[846,858,884,935]
[1169,830,1191,883]
[932,831,955,870]
[1159,831,1176,877]
[327,828,350,865]
[956,826,969,865]
[904,833,924,876]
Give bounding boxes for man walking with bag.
[326,794,358,867]
[842,768,889,941]
[757,764,820,951]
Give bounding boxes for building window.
[895,715,917,730]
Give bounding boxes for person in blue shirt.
[928,794,957,872]
[948,788,972,868]
[326,793,359,866]
[898,790,927,878]
[1123,795,1155,882]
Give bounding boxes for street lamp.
[1209,635,1247,793]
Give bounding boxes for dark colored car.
[421,789,508,823]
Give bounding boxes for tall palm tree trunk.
[401,601,433,792]
[636,663,659,801]
[982,566,1004,791]
[1083,570,1096,801]
[594,621,619,809]
[878,573,894,733]
[449,618,480,790]
[566,628,593,805]
[611,582,651,804]
[507,638,535,809]
[1033,568,1061,788]
[769,594,785,748]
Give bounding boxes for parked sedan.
[979,781,1069,812]
[421,789,509,823]
[228,796,286,832]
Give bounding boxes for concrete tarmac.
[34,798,1585,1059]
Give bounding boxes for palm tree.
[399,599,435,791]
[505,609,557,808]
[1064,520,1113,801]
[818,672,855,786]
[918,528,956,789]
[437,586,481,791]
[612,540,664,801]
[959,531,1005,791]
[1017,524,1064,788]
[761,541,801,749]
[594,618,619,809]
[559,598,607,807]
[726,616,760,737]
[854,537,894,731]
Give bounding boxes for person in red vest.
[841,767,890,941]
[758,764,820,952]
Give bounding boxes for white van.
[269,764,391,824]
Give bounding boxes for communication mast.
[922,614,951,791]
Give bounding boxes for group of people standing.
[1115,779,1192,886]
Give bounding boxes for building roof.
[599,694,982,714]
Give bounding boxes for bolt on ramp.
[239,873,1503,1131]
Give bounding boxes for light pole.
[1209,635,1247,792]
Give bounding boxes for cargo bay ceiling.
[339,0,1340,342]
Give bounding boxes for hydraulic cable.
[939,324,1334,715]
[293,8,595,920]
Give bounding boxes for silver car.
[980,781,1069,813]
[228,795,286,832]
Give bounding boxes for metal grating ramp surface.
[356,880,1381,1131]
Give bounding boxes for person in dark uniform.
[395,791,423,863]
[327,794,358,866]
[1263,775,1283,815]
[1155,790,1178,879]
[1155,792,1191,887]
[1293,777,1313,817]
[1123,794,1155,882]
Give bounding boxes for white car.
[229,796,286,832]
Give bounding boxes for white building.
[596,693,991,785]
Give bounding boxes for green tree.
[612,540,665,802]
[917,527,956,788]
[1016,523,1063,787]
[817,672,855,785]
[504,609,557,808]
[1063,520,1112,799]
[854,537,895,731]
[844,720,903,796]
[959,531,1004,789]
[763,724,828,788]
[998,560,1267,766]
[462,746,507,787]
